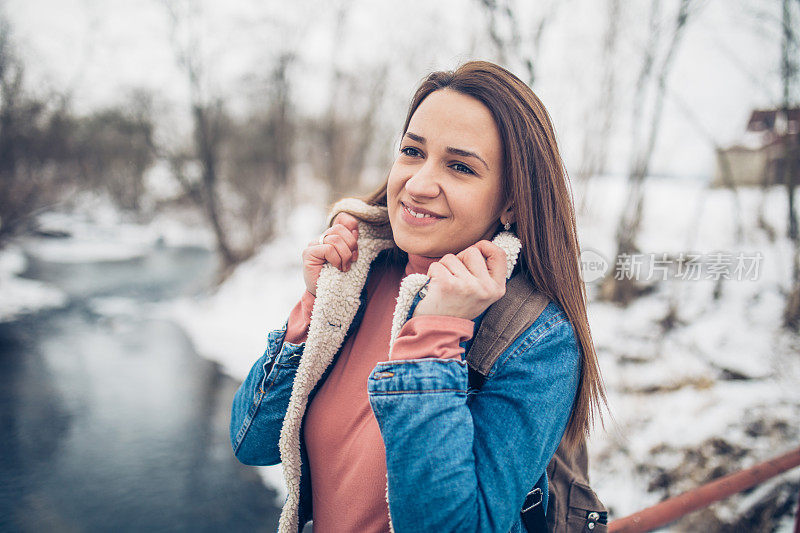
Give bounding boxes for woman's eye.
[400,146,421,157]
[451,162,475,175]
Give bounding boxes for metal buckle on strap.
[521,487,543,513]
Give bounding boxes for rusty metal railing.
[608,445,800,533]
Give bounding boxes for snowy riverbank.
[577,176,800,529]
[0,243,68,321]
[0,190,215,323]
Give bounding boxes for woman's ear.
[501,202,515,225]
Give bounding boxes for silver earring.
[503,220,511,231]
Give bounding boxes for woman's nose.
[404,162,440,198]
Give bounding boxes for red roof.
[747,108,800,132]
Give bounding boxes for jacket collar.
[276,198,522,533]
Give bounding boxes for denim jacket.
[230,199,581,533]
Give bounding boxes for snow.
[25,190,216,263]
[577,177,800,526]
[156,202,324,379]
[0,243,68,322]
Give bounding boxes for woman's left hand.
[412,240,508,321]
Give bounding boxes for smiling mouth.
[401,202,444,219]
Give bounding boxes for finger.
[327,223,358,251]
[438,253,474,281]
[458,246,493,283]
[323,234,353,270]
[321,243,346,269]
[331,212,360,234]
[427,261,455,281]
[305,243,343,268]
[473,240,508,283]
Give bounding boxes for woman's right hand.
[302,212,360,296]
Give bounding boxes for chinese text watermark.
[579,249,764,283]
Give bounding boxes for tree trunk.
[781,0,800,329]
[577,0,621,214]
[600,0,693,304]
[193,102,238,269]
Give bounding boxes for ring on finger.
[318,231,329,245]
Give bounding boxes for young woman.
[230,60,605,533]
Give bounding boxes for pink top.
[284,253,474,532]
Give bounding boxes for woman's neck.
[405,253,441,276]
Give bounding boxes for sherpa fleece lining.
[276,198,522,533]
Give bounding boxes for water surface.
[0,244,281,532]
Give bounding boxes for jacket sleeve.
[230,317,306,466]
[367,310,581,533]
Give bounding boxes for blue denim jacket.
[230,262,581,532]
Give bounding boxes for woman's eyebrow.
[404,132,426,144]
[446,147,489,171]
[403,131,490,171]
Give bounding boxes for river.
[0,242,283,532]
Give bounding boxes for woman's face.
[387,89,508,258]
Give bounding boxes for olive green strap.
[466,273,550,376]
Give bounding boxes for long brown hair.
[361,60,605,450]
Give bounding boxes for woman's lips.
[400,202,443,226]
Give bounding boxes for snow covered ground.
[5,177,798,527]
[0,243,68,321]
[578,177,800,530]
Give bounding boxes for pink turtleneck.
[283,253,474,533]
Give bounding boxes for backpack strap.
[465,272,550,377]
[465,272,551,532]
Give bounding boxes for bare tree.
[162,0,239,270]
[225,53,296,253]
[782,0,799,241]
[74,92,156,215]
[577,0,622,214]
[312,69,387,206]
[599,0,697,304]
[477,0,560,87]
[159,1,304,283]
[781,0,800,328]
[654,90,747,331]
[669,90,745,242]
[304,2,388,205]
[0,13,79,246]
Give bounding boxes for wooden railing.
[608,446,800,533]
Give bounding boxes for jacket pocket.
[565,480,608,532]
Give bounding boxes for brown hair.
[360,60,605,450]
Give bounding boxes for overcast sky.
[3,0,787,179]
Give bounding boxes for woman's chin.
[398,246,437,258]
[394,238,443,258]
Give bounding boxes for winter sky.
[3,0,785,179]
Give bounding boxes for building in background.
[714,107,800,187]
